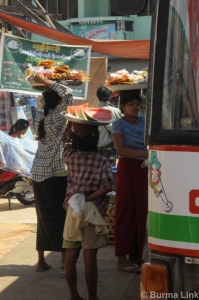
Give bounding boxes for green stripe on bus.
[148,211,199,243]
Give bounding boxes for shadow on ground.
[0,232,148,300]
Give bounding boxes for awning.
[0,10,150,59]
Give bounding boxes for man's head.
[96,85,112,102]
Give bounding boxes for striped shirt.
[31,82,74,182]
[62,126,114,216]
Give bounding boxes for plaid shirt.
[31,82,73,182]
[62,126,114,216]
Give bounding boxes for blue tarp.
[0,131,38,178]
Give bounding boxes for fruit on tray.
[79,109,88,120]
[66,105,113,122]
[66,103,89,115]
[85,108,112,122]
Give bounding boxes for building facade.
[31,0,152,73]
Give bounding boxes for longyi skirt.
[32,176,67,252]
[114,158,148,258]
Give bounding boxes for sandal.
[117,264,141,273]
[36,263,51,272]
[129,256,145,266]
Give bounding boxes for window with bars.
[115,21,133,31]
[36,0,78,20]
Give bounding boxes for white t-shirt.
[97,102,123,148]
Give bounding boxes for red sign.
[189,190,199,214]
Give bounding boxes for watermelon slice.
[85,108,112,122]
[66,103,88,116]
[66,105,113,122]
[79,109,88,120]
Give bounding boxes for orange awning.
[0,10,150,59]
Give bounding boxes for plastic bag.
[0,130,38,178]
[68,193,86,218]
[0,148,6,168]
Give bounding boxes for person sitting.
[96,85,122,166]
[0,119,30,183]
[8,119,29,138]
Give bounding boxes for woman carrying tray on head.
[30,72,74,273]
[112,89,148,273]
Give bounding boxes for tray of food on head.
[24,60,90,87]
[64,80,84,87]
[62,104,114,126]
[104,69,148,92]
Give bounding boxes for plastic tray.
[26,79,45,86]
[105,82,148,92]
[62,112,113,126]
[26,79,84,87]
[65,80,84,87]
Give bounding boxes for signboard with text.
[0,34,91,100]
[69,23,115,40]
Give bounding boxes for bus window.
[161,0,199,131]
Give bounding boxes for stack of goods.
[105,69,148,86]
[25,60,90,86]
[64,104,113,125]
[104,205,116,244]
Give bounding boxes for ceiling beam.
[11,0,49,26]
[0,4,61,18]
[9,0,73,35]
[33,0,55,28]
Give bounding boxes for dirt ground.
[0,198,148,300]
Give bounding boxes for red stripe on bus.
[149,243,199,258]
[149,146,199,152]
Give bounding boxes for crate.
[105,204,116,245]
[109,194,116,205]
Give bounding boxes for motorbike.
[0,170,35,209]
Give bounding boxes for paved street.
[0,197,148,300]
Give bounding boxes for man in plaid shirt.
[62,120,114,300]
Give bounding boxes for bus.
[140,0,199,297]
